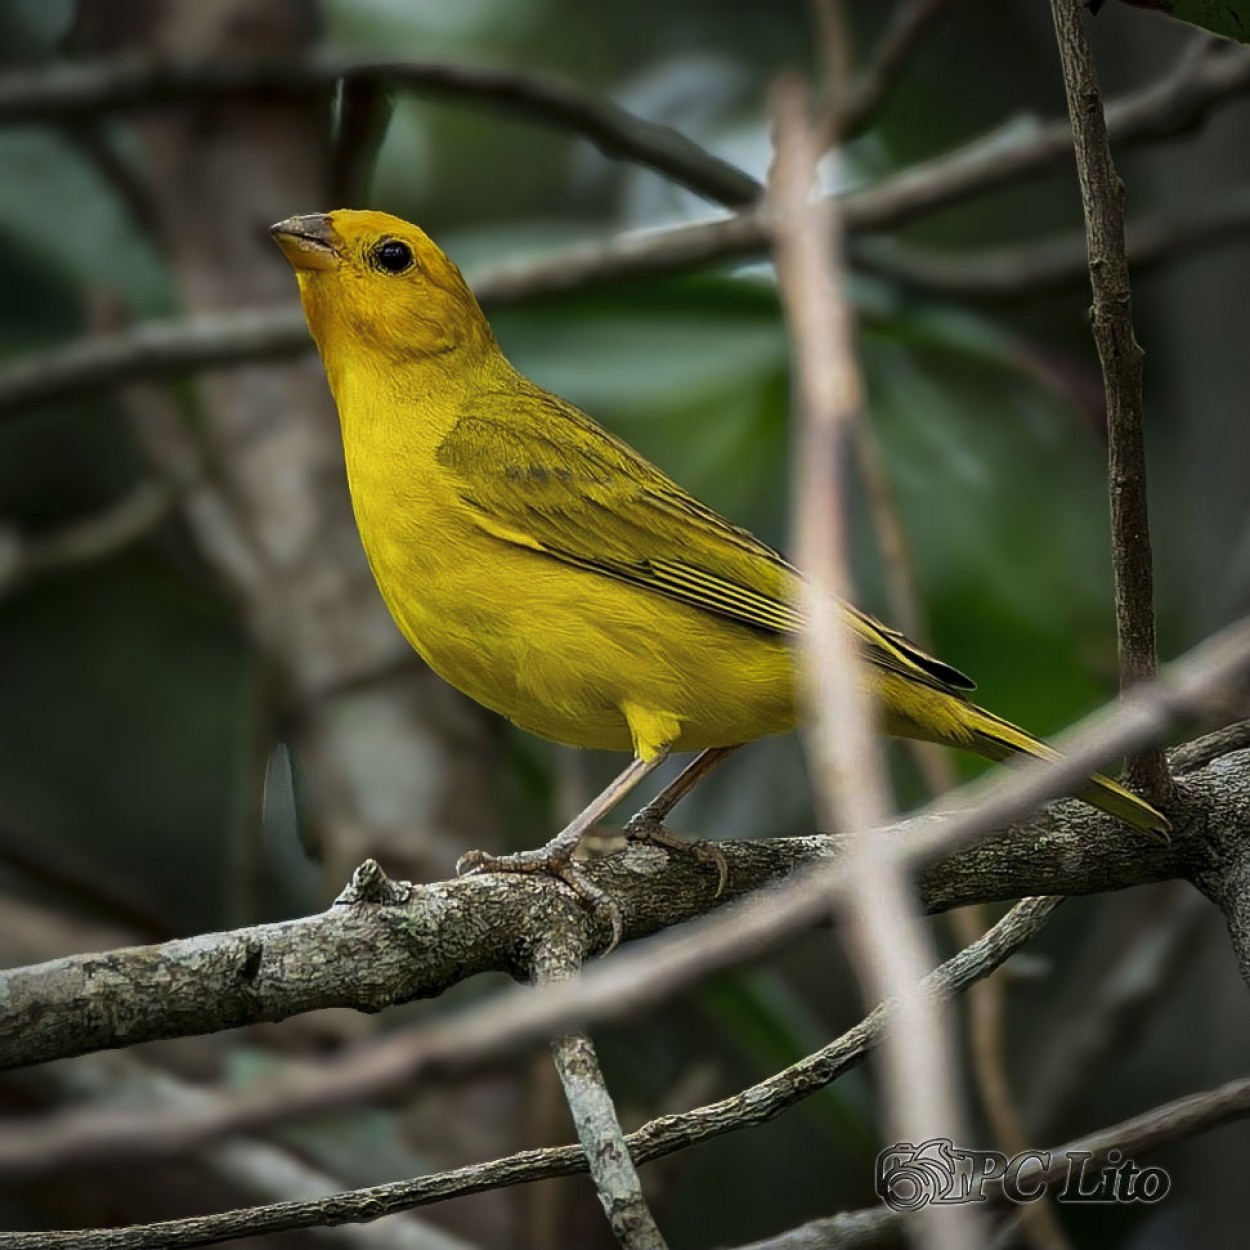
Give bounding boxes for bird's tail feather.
[963,704,1171,841]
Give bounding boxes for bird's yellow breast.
[331,369,797,757]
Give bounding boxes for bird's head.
[270,209,494,374]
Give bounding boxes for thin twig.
[837,0,961,142]
[854,440,1063,1245]
[0,823,171,940]
[771,79,974,1250]
[0,618,1247,1174]
[0,898,1059,1249]
[6,1049,474,1250]
[852,192,1250,301]
[0,479,173,599]
[853,351,1056,1245]
[2,43,1248,421]
[1171,719,1250,773]
[1051,0,1173,803]
[0,619,1247,1173]
[730,1076,1250,1250]
[531,932,668,1250]
[0,53,760,208]
[857,36,1249,234]
[1023,881,1210,1139]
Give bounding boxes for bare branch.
[850,37,1250,234]
[1051,0,1173,802]
[1,605,1248,1175]
[730,1076,1250,1250]
[7,1048,475,1250]
[2,44,1248,421]
[1171,719,1250,774]
[0,480,172,599]
[0,822,171,941]
[531,931,668,1250]
[0,898,1059,1249]
[0,54,760,209]
[852,192,1250,301]
[837,0,960,141]
[771,82,971,1250]
[0,306,310,422]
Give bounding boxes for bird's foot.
[622,813,728,899]
[456,844,625,954]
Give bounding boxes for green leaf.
[1107,0,1250,43]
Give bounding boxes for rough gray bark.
[4,738,1245,1074]
[0,898,1061,1240]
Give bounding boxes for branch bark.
[0,898,1059,1248]
[531,934,668,1250]
[1051,0,1173,803]
[730,1075,1250,1250]
[0,53,759,208]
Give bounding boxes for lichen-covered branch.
[0,620,1248,1178]
[0,723,1244,1078]
[0,898,1060,1249]
[532,933,668,1250]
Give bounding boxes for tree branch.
[0,54,760,208]
[836,0,960,142]
[1051,0,1173,802]
[0,480,172,600]
[730,1075,1250,1250]
[530,931,668,1250]
[2,43,1248,421]
[851,192,1250,302]
[4,1047,475,1250]
[0,898,1059,1248]
[0,614,1247,1174]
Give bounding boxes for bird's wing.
[437,382,974,694]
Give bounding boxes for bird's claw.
[623,815,728,899]
[455,846,624,955]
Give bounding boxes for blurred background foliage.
[1,1,1249,1247]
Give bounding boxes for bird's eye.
[374,240,413,274]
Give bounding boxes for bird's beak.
[270,213,339,272]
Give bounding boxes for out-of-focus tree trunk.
[71,0,498,886]
[70,2,518,1242]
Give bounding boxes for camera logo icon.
[875,1139,966,1211]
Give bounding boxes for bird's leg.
[456,752,669,951]
[623,745,738,897]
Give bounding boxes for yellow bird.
[272,209,1169,919]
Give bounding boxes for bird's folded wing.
[437,384,973,694]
